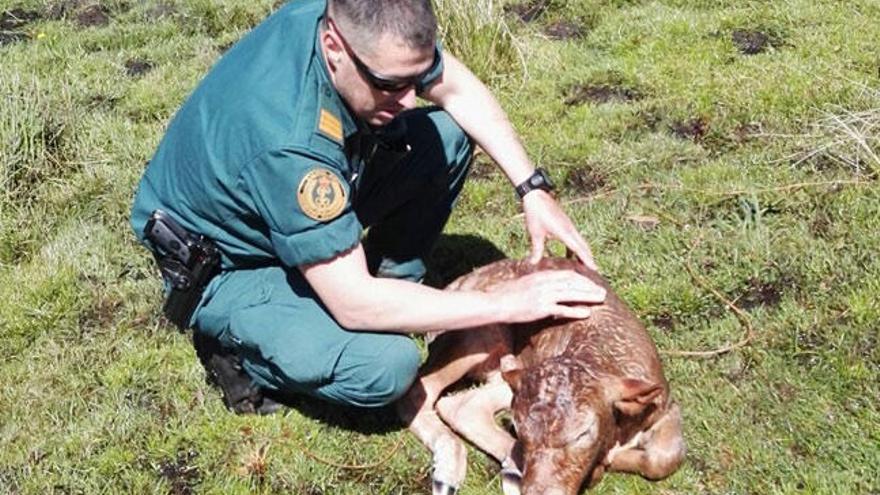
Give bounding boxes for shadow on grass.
[264,234,507,433]
[424,233,507,288]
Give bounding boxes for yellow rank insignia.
[318,108,343,143]
[297,168,347,221]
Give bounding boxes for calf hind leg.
[605,402,686,480]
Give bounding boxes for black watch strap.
[515,167,555,199]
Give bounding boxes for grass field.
[2,0,879,493]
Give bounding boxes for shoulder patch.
[297,168,347,221]
[318,108,343,143]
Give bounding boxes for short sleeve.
[415,42,445,94]
[240,148,362,267]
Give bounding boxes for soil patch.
[737,277,783,310]
[0,31,29,45]
[1,8,41,30]
[626,214,661,230]
[504,0,548,23]
[46,0,83,20]
[732,29,772,55]
[565,83,640,106]
[158,450,201,495]
[124,58,154,77]
[469,154,498,180]
[809,211,833,239]
[87,94,119,109]
[731,121,762,143]
[563,166,606,194]
[544,20,585,40]
[76,4,110,27]
[650,312,676,331]
[669,117,708,141]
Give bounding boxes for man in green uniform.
[131,0,606,412]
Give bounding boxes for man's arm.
[420,53,597,269]
[299,243,605,334]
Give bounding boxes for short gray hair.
[327,0,437,53]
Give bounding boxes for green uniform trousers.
[193,107,472,407]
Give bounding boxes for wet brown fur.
[404,257,685,494]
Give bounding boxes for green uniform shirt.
[131,0,444,269]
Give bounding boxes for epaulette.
[316,87,344,145]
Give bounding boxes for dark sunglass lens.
[373,78,411,92]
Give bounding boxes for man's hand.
[489,269,606,321]
[522,189,598,269]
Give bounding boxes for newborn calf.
[398,257,685,495]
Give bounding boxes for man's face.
[323,21,436,127]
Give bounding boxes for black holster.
[144,210,220,330]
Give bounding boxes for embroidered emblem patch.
[318,108,343,143]
[297,168,347,221]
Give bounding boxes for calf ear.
[501,355,524,392]
[610,378,662,416]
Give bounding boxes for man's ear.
[320,28,343,69]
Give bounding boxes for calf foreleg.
[436,374,522,495]
[397,333,501,494]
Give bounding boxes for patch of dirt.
[650,312,676,331]
[469,150,498,180]
[852,331,878,361]
[38,119,66,161]
[774,381,797,401]
[668,117,709,141]
[79,294,122,330]
[46,0,84,20]
[788,442,809,459]
[794,329,826,367]
[87,94,119,109]
[124,58,154,77]
[626,214,661,230]
[1,8,41,29]
[0,31,28,45]
[634,108,663,132]
[809,211,833,239]
[158,450,201,495]
[721,354,750,383]
[76,4,110,27]
[730,121,762,143]
[504,0,549,23]
[737,277,783,310]
[563,165,606,194]
[731,29,773,55]
[544,20,585,40]
[564,83,640,106]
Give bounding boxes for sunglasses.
[327,16,440,93]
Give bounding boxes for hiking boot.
[192,332,282,415]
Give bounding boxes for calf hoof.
[432,479,458,495]
[500,463,522,495]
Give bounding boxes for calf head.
[503,357,662,495]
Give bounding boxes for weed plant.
[1,0,878,494]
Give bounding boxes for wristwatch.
[515,167,555,199]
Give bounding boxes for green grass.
[2,0,879,493]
